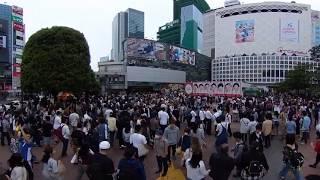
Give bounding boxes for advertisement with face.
[186,81,242,97]
[168,46,195,65]
[235,20,255,43]
[126,38,156,59]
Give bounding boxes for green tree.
[279,65,311,94]
[22,26,99,95]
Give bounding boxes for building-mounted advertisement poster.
[235,20,255,43]
[280,19,299,43]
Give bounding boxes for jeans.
[61,138,69,156]
[1,131,10,145]
[301,131,309,143]
[264,134,271,148]
[109,131,115,147]
[156,156,168,174]
[279,164,303,180]
[167,144,176,161]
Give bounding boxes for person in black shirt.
[209,144,235,180]
[87,141,115,180]
[42,116,53,146]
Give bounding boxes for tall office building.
[112,8,144,61]
[157,0,210,51]
[0,4,24,92]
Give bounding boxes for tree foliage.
[22,26,99,95]
[278,65,312,94]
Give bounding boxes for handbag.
[137,144,149,157]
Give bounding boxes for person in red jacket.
[309,132,320,168]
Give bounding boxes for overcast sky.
[3,0,320,70]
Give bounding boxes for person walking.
[107,112,117,147]
[186,151,210,180]
[163,119,180,163]
[232,132,247,177]
[309,131,320,168]
[262,113,273,148]
[61,119,70,157]
[41,146,64,180]
[87,141,115,180]
[215,116,228,151]
[158,107,169,133]
[279,135,304,180]
[209,144,234,180]
[239,113,250,143]
[1,114,11,146]
[300,111,311,144]
[154,130,168,177]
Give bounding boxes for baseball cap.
[99,141,110,150]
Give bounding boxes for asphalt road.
[0,122,319,180]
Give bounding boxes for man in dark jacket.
[249,123,264,152]
[209,144,235,180]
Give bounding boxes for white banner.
[0,36,6,48]
[15,39,24,47]
[16,58,22,64]
[280,19,299,42]
[16,31,24,37]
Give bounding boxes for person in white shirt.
[53,111,62,142]
[104,106,113,120]
[158,107,169,132]
[129,125,148,160]
[199,108,205,124]
[61,119,70,157]
[225,109,232,137]
[204,107,213,135]
[190,109,197,124]
[239,113,250,143]
[186,152,210,180]
[69,109,80,133]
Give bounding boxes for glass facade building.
[111,8,144,61]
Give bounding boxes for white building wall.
[202,10,215,57]
[127,66,186,83]
[215,2,312,58]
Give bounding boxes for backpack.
[242,160,265,179]
[283,146,304,169]
[56,125,65,140]
[117,159,140,180]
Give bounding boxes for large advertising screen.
[185,81,242,97]
[235,20,255,43]
[12,6,23,15]
[280,19,299,43]
[125,38,196,65]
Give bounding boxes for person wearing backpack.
[232,132,248,178]
[117,146,146,180]
[309,131,320,168]
[240,142,269,180]
[279,134,303,180]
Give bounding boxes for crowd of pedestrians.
[0,92,320,180]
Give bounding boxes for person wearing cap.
[154,130,168,177]
[87,141,115,180]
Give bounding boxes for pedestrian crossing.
[156,164,185,180]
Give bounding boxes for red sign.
[13,22,24,32]
[13,63,21,67]
[12,6,23,15]
[13,72,21,77]
[4,85,12,91]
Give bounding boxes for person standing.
[204,107,213,135]
[209,144,235,180]
[69,109,80,134]
[309,132,320,168]
[42,116,53,146]
[154,130,168,177]
[53,111,62,143]
[239,113,250,143]
[249,123,264,152]
[163,119,180,163]
[225,109,232,137]
[1,114,11,146]
[300,111,311,144]
[61,118,70,157]
[158,107,169,133]
[107,112,117,147]
[199,107,205,126]
[41,146,63,180]
[87,141,115,180]
[215,117,228,151]
[97,117,108,143]
[262,113,273,148]
[232,132,247,177]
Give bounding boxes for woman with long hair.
[186,151,210,180]
[6,153,28,180]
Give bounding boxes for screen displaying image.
[235,20,255,43]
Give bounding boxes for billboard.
[168,46,195,65]
[280,19,299,42]
[12,15,23,23]
[13,23,24,32]
[235,20,255,43]
[0,36,6,48]
[125,38,196,65]
[12,6,23,15]
[187,81,242,97]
